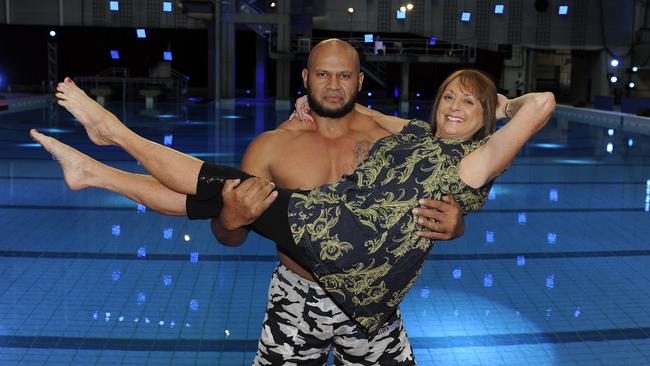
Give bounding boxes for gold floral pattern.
[287,119,493,334]
[319,234,353,260]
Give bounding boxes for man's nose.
[326,76,341,89]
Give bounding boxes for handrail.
[290,36,476,60]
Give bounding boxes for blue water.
[1,100,650,365]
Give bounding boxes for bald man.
[212,39,464,365]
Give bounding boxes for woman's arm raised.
[459,92,556,188]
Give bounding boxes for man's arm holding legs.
[210,131,281,246]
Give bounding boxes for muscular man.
[213,39,465,365]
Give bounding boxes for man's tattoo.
[353,140,372,166]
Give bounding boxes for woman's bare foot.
[55,77,119,146]
[30,129,98,191]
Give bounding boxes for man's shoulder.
[277,117,318,133]
[246,119,313,153]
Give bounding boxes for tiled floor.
[1,100,650,365]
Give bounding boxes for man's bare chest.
[270,138,374,189]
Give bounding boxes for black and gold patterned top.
[287,119,493,334]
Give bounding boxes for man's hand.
[412,195,464,240]
[219,177,278,231]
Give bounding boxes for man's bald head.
[302,38,364,119]
[307,38,360,73]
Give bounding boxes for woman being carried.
[30,69,555,333]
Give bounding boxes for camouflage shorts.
[253,264,416,366]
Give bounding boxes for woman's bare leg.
[55,78,202,195]
[30,129,187,215]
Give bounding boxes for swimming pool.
[1,100,650,365]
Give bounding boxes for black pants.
[185,162,308,265]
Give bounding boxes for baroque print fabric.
[287,119,493,334]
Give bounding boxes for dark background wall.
[0,24,209,88]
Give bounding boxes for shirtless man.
[37,38,463,365]
[211,39,465,365]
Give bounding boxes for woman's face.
[435,78,485,140]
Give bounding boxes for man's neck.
[310,109,360,138]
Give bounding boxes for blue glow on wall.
[645,180,650,212]
[163,227,173,239]
[137,292,146,305]
[452,268,462,279]
[110,50,120,60]
[546,274,555,289]
[136,29,146,38]
[112,271,121,281]
[111,224,121,236]
[163,1,173,12]
[517,256,525,266]
[485,231,494,244]
[190,252,199,263]
[461,12,471,22]
[396,10,406,19]
[494,5,504,14]
[483,273,493,287]
[164,134,173,146]
[189,299,199,311]
[547,232,557,245]
[558,5,568,15]
[549,188,558,202]
[364,34,374,43]
[163,51,173,61]
[163,275,172,286]
[109,1,119,11]
[518,212,527,225]
[137,247,147,258]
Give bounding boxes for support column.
[58,0,63,25]
[399,62,410,114]
[5,0,10,24]
[275,0,291,111]
[220,3,235,109]
[208,1,221,106]
[255,35,266,100]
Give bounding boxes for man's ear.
[358,72,365,91]
[302,69,309,89]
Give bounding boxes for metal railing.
[74,67,189,103]
[290,36,477,60]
